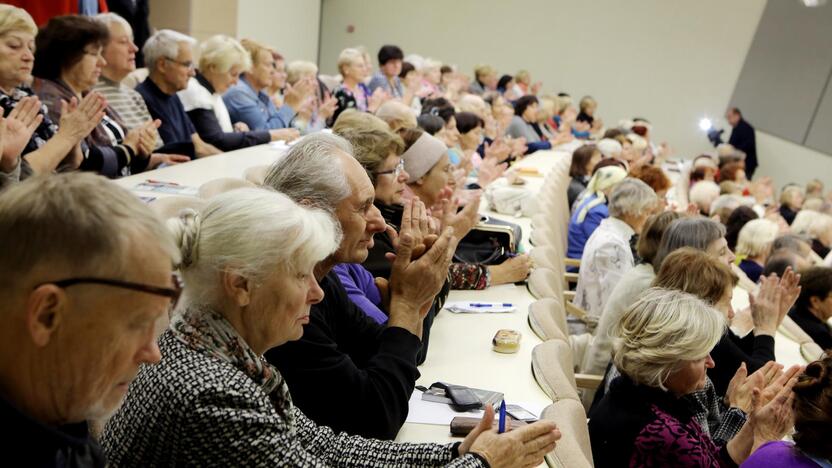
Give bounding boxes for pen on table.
[498,400,506,434]
[469,303,513,307]
[146,179,179,186]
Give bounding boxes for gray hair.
[168,188,340,306]
[95,12,131,33]
[614,287,726,391]
[607,178,657,218]
[0,173,179,292]
[143,29,196,71]
[264,133,352,216]
[736,218,779,258]
[773,234,811,254]
[652,218,726,271]
[199,34,251,74]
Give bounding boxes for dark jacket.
[265,271,421,440]
[588,374,736,468]
[708,330,775,395]
[788,306,832,350]
[729,119,757,178]
[1,395,105,468]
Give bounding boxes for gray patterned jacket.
[101,331,485,467]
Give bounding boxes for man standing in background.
[726,107,758,178]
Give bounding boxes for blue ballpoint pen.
[498,400,506,434]
[469,303,513,307]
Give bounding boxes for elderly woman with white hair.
[101,187,560,467]
[589,288,797,467]
[331,47,384,124]
[736,218,780,283]
[177,35,297,151]
[573,178,658,327]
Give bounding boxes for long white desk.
[116,145,809,454]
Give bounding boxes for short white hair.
[286,60,318,85]
[143,29,196,71]
[689,181,721,214]
[608,178,657,218]
[264,133,353,216]
[457,94,488,119]
[420,57,442,71]
[375,100,417,131]
[614,287,726,391]
[809,214,832,240]
[736,218,779,258]
[168,188,340,306]
[596,138,622,159]
[709,194,742,217]
[95,12,131,34]
[792,209,820,235]
[337,47,364,75]
[198,34,251,74]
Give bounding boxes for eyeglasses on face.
[165,57,195,69]
[38,275,183,311]
[374,159,405,178]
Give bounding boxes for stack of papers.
[444,301,516,314]
[133,180,198,196]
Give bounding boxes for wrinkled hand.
[368,87,390,113]
[478,151,508,187]
[319,94,338,120]
[749,375,797,453]
[758,364,802,408]
[269,128,301,142]
[460,405,560,468]
[438,193,481,239]
[135,120,161,156]
[726,361,781,413]
[777,267,801,320]
[4,96,42,162]
[507,137,527,157]
[490,255,532,285]
[549,131,574,147]
[58,92,106,141]
[283,77,317,110]
[233,121,250,132]
[148,153,190,169]
[749,273,783,336]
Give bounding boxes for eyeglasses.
[374,159,405,178]
[165,57,195,70]
[40,274,183,312]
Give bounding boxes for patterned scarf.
[170,305,294,420]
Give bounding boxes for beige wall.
[236,0,321,63]
[319,0,832,189]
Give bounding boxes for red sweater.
[7,0,108,27]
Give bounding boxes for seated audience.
[710,194,744,225]
[689,180,721,216]
[581,210,681,376]
[742,353,832,467]
[0,173,179,467]
[102,187,557,466]
[772,234,816,269]
[93,12,190,167]
[137,29,220,157]
[736,218,780,283]
[505,95,561,154]
[589,288,794,467]
[223,38,306,133]
[779,185,804,225]
[286,60,335,134]
[805,178,824,200]
[177,35,293,151]
[566,165,627,265]
[265,49,287,108]
[573,178,658,327]
[629,164,671,204]
[33,15,157,176]
[0,5,102,180]
[788,267,832,349]
[808,214,832,259]
[367,44,404,98]
[568,144,601,209]
[263,133,456,440]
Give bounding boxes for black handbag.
[453,215,522,265]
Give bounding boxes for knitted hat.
[402,133,448,182]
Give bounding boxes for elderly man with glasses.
[136,29,220,158]
[0,173,180,467]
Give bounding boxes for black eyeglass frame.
[40,275,182,309]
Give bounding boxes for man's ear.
[809,295,822,313]
[25,285,66,347]
[222,268,251,307]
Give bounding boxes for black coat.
[729,119,757,178]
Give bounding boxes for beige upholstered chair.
[528,298,568,341]
[243,165,271,185]
[531,340,579,402]
[541,399,594,468]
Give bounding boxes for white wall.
[319,0,832,189]
[237,0,321,63]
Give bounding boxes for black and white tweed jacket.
[100,331,485,467]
